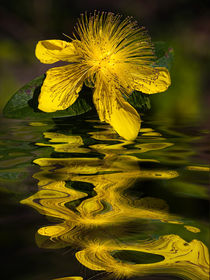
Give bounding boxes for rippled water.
[0,115,209,280]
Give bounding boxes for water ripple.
[20,120,210,280]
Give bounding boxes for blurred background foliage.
[0,0,210,121]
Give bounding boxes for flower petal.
[35,40,78,64]
[93,78,140,140]
[110,97,141,141]
[131,66,171,94]
[38,64,84,112]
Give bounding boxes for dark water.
[0,115,209,280]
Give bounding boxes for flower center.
[90,50,117,72]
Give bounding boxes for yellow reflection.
[72,172,178,226]
[20,126,209,280]
[134,142,173,153]
[186,166,210,172]
[141,132,162,136]
[53,277,83,280]
[76,234,209,279]
[21,181,86,221]
[29,122,48,127]
[36,132,89,153]
[184,225,201,233]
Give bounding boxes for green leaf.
[127,91,151,111]
[153,41,174,70]
[3,75,92,120]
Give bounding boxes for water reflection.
[21,121,209,280]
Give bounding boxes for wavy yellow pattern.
[21,124,209,280]
[76,234,209,279]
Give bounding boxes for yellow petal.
[110,97,141,140]
[93,78,140,141]
[35,40,78,64]
[38,64,84,112]
[131,66,171,94]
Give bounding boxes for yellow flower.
[35,12,171,140]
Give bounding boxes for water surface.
[0,115,209,280]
